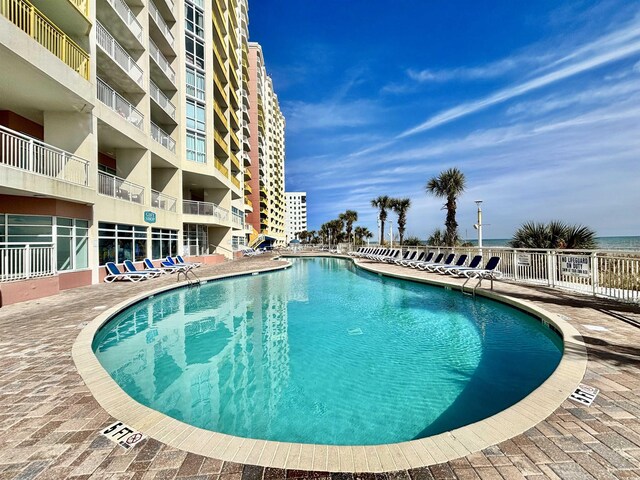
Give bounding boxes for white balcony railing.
[98,171,144,204]
[151,190,176,212]
[105,0,143,42]
[149,40,176,85]
[183,200,229,222]
[97,78,144,130]
[0,244,55,282]
[0,125,89,186]
[149,81,176,119]
[232,212,244,228]
[151,122,176,153]
[149,0,175,48]
[96,22,144,87]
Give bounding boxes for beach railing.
[382,245,640,304]
[0,244,55,282]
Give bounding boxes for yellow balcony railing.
[244,184,252,194]
[214,130,229,153]
[214,76,228,105]
[230,151,240,170]
[214,158,228,177]
[213,101,228,131]
[229,130,240,151]
[68,0,89,17]
[245,198,252,208]
[230,175,240,189]
[1,0,90,80]
[244,168,252,179]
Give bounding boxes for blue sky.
[249,1,640,239]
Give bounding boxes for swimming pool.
[93,257,562,446]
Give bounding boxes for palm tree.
[339,210,358,245]
[427,228,444,246]
[508,221,596,249]
[328,219,344,246]
[319,223,329,246]
[390,198,411,246]
[354,226,373,245]
[308,230,317,244]
[298,230,309,243]
[371,195,392,245]
[426,168,466,246]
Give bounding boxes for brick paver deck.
[1,253,640,479]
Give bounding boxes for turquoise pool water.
[93,257,562,446]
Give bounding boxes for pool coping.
[72,256,588,473]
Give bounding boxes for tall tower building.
[0,0,284,304]
[246,42,286,248]
[285,192,307,243]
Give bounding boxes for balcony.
[214,158,228,177]
[97,78,144,130]
[149,40,176,88]
[241,151,251,166]
[151,189,176,212]
[230,152,240,171]
[149,81,176,122]
[1,0,89,80]
[231,212,244,229]
[151,122,175,153]
[214,131,228,153]
[98,171,144,204]
[101,0,143,48]
[96,22,144,90]
[0,125,89,186]
[149,0,175,52]
[230,175,240,189]
[183,200,229,222]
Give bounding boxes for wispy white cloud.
[399,36,640,137]
[283,98,380,132]
[406,56,530,83]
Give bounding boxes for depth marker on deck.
[569,384,599,406]
[100,421,146,450]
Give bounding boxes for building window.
[152,228,178,260]
[56,218,89,271]
[0,214,88,271]
[183,224,208,256]
[185,3,204,38]
[186,131,206,163]
[186,99,206,132]
[98,223,147,265]
[186,67,205,101]
[185,34,204,69]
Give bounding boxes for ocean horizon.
[465,236,640,250]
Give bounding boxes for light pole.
[377,215,381,245]
[389,220,393,248]
[474,200,483,248]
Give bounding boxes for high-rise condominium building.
[0,0,284,305]
[285,192,307,243]
[245,42,286,248]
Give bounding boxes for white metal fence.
[343,244,640,304]
[0,245,55,282]
[0,125,89,186]
[151,122,176,152]
[151,189,177,212]
[97,78,144,129]
[183,200,229,222]
[105,0,143,41]
[98,171,145,204]
[96,22,144,87]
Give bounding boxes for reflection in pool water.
[93,257,562,445]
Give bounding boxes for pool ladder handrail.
[461,274,495,298]
[177,267,201,286]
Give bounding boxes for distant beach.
[466,236,640,250]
